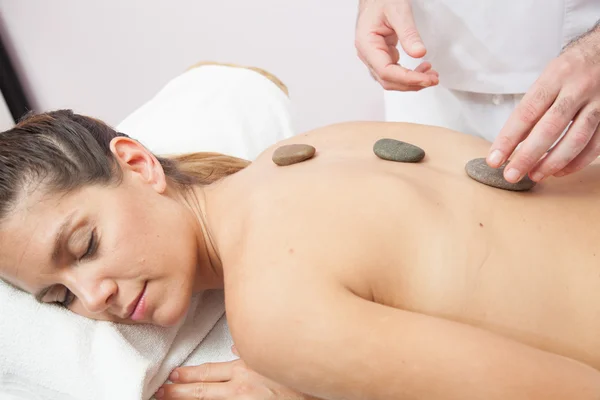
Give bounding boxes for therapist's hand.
[487,26,600,183]
[355,0,439,91]
[155,346,310,400]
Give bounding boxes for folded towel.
[0,282,225,400]
[116,63,294,161]
[181,315,235,368]
[142,290,227,400]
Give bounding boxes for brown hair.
[0,109,250,220]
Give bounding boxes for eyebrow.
[34,212,76,303]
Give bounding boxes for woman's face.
[0,139,201,327]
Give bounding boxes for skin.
[226,122,600,399]
[355,0,439,91]
[157,346,310,400]
[355,0,600,183]
[2,122,600,399]
[488,30,600,183]
[0,138,223,328]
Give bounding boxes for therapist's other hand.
[156,347,308,400]
[488,26,600,183]
[355,0,439,91]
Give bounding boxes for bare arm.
[231,282,600,400]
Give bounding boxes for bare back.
[218,121,600,370]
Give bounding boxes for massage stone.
[272,144,316,166]
[373,138,425,163]
[465,158,536,192]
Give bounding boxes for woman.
[1,110,600,400]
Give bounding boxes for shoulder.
[223,232,343,366]
[224,235,351,380]
[222,192,345,338]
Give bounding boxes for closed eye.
[59,288,75,308]
[81,229,98,260]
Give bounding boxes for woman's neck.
[177,183,226,292]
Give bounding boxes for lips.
[126,282,147,321]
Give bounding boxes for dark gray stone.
[465,158,537,192]
[373,138,425,163]
[272,144,316,166]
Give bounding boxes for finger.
[385,0,426,58]
[424,69,439,83]
[414,62,439,79]
[231,345,239,357]
[415,61,431,73]
[502,93,580,182]
[487,80,560,170]
[356,20,432,87]
[556,116,600,176]
[361,54,431,92]
[364,60,427,91]
[383,32,399,47]
[355,19,398,78]
[369,55,438,89]
[366,44,434,87]
[171,361,236,383]
[159,382,232,400]
[529,103,600,181]
[388,45,400,64]
[377,75,431,91]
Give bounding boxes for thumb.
[386,1,426,58]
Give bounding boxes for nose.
[66,273,118,314]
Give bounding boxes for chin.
[155,296,193,328]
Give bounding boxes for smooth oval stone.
[465,158,536,192]
[272,144,316,166]
[373,138,425,163]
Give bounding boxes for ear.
[109,137,167,193]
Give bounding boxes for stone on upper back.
[272,144,316,166]
[465,158,536,191]
[373,138,425,163]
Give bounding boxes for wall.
[0,92,12,131]
[0,0,384,134]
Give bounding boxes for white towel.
[142,290,228,400]
[116,63,295,161]
[180,316,236,368]
[0,283,224,400]
[0,282,225,400]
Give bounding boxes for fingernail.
[412,42,425,53]
[555,171,566,177]
[169,371,179,381]
[505,168,521,182]
[155,388,164,399]
[530,172,544,182]
[487,150,504,167]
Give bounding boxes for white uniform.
[385,0,600,142]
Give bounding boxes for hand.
[355,0,439,91]
[155,346,308,400]
[487,26,600,183]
